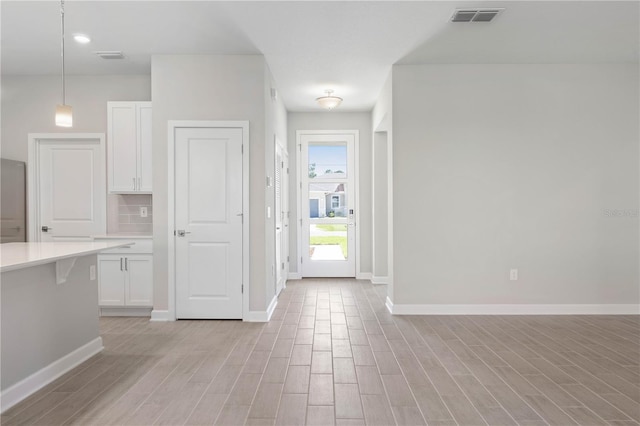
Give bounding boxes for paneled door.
[36,136,106,241]
[175,127,244,319]
[299,132,356,277]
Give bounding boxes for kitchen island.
[1,241,134,412]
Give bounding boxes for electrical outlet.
[510,268,518,281]
[140,206,148,218]
[90,265,96,280]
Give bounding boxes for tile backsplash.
[107,194,152,234]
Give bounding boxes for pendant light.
[316,90,343,110]
[55,0,72,127]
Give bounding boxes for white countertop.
[92,234,152,239]
[1,241,135,272]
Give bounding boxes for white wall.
[151,55,274,314]
[287,112,373,277]
[372,71,393,289]
[1,75,150,161]
[391,64,639,307]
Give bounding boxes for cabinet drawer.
[95,239,152,254]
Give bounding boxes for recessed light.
[73,34,91,44]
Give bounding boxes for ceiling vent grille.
[451,9,503,23]
[94,51,125,60]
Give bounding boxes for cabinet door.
[125,255,153,306]
[137,103,153,192]
[98,255,125,306]
[108,102,138,192]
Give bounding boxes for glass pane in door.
[309,224,348,261]
[308,183,348,218]
[308,144,347,179]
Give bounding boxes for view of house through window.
[308,144,348,261]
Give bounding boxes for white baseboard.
[100,307,151,317]
[1,337,103,413]
[288,273,302,280]
[371,275,389,285]
[150,309,171,321]
[266,295,278,321]
[387,303,640,315]
[244,295,278,322]
[356,272,372,280]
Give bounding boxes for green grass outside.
[314,224,347,232]
[309,236,348,258]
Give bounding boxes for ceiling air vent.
[94,51,125,60]
[451,9,503,23]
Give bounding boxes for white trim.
[356,272,372,281]
[150,309,170,322]
[295,130,360,278]
[27,133,106,242]
[167,121,249,321]
[0,337,103,413]
[288,273,302,280]
[371,275,389,285]
[387,303,640,315]
[245,295,279,322]
[99,307,152,317]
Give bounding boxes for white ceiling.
[2,1,638,111]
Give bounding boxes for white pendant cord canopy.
[55,0,72,127]
[316,89,343,110]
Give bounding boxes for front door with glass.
[300,132,356,277]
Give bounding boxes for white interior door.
[175,127,243,319]
[300,133,356,277]
[37,138,106,241]
[275,140,289,294]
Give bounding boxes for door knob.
[176,230,191,237]
[41,226,53,232]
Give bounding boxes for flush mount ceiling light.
[55,0,72,127]
[316,90,343,110]
[73,33,91,44]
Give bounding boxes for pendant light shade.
[55,0,72,127]
[55,104,73,127]
[316,90,343,110]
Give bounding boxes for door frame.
[295,130,360,278]
[27,133,106,242]
[167,121,249,321]
[275,135,289,294]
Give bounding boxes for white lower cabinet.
[95,237,153,316]
[98,254,152,307]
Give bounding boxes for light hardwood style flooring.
[2,279,639,426]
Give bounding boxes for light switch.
[267,207,271,218]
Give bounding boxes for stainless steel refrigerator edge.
[1,158,27,243]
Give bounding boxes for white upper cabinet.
[107,101,152,193]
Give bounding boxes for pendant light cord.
[60,0,65,105]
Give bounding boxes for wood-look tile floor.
[3,279,639,426]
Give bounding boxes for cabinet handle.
[125,258,128,271]
[133,178,136,191]
[120,257,123,271]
